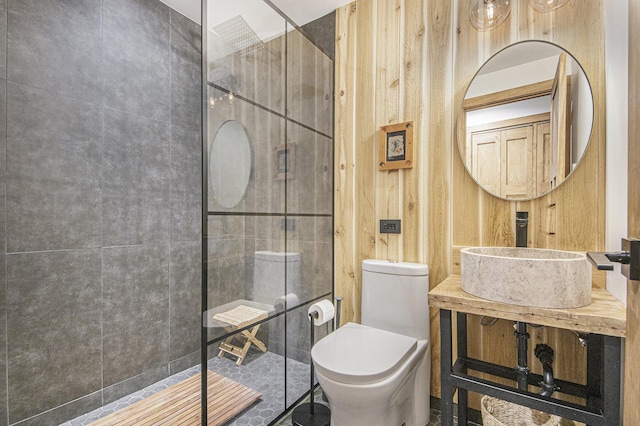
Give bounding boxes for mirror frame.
[457,40,595,201]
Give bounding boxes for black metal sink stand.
[439,309,622,426]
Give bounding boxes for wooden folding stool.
[213,305,269,366]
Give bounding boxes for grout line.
[3,4,8,424]
[100,0,106,408]
[168,7,173,373]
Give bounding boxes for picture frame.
[378,121,414,170]
[274,144,296,180]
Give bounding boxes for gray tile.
[286,123,315,215]
[103,0,170,121]
[12,392,102,426]
[102,244,171,387]
[171,10,201,132]
[6,82,102,253]
[301,12,335,60]
[102,108,171,247]
[7,249,102,423]
[169,351,200,375]
[286,125,332,216]
[0,6,6,80]
[0,256,5,426]
[315,134,333,215]
[286,30,318,130]
[102,365,169,406]
[0,80,5,255]
[170,241,201,360]
[7,0,102,103]
[171,125,201,243]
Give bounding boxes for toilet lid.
[311,322,417,385]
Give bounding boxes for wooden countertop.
[429,275,627,338]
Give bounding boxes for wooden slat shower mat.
[90,370,261,426]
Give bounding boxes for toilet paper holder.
[292,296,342,426]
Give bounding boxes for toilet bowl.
[312,323,430,426]
[310,260,430,426]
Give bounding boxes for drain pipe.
[535,344,558,397]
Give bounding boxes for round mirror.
[457,41,594,200]
[210,120,252,208]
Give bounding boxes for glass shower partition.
[202,1,334,424]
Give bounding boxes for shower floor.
[63,350,310,426]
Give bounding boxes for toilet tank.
[361,259,430,341]
[253,251,301,305]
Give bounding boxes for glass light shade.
[470,0,511,31]
[528,0,570,12]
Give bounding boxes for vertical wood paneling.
[518,0,606,254]
[352,0,377,323]
[450,0,606,408]
[334,3,358,324]
[335,0,609,405]
[374,0,402,262]
[424,0,453,398]
[625,0,640,423]
[401,0,425,264]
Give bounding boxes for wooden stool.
[213,305,269,366]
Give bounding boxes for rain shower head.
[212,15,265,56]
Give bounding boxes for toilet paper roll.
[308,299,335,326]
[274,293,299,310]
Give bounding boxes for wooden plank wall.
[625,0,639,423]
[452,0,606,409]
[335,0,605,404]
[334,0,452,396]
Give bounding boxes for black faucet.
[516,212,528,248]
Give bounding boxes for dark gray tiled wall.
[301,12,336,61]
[102,245,171,387]
[0,1,7,79]
[0,1,201,424]
[171,11,202,133]
[102,108,171,246]
[7,0,102,103]
[103,0,171,122]
[7,250,102,424]
[0,255,6,426]
[170,125,201,242]
[170,241,201,360]
[0,80,6,255]
[6,82,103,253]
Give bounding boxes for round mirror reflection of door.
[457,40,594,201]
[210,120,252,208]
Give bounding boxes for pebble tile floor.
[64,349,481,426]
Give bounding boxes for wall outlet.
[380,219,401,234]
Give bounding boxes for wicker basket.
[480,395,563,426]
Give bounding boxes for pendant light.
[528,0,570,12]
[470,0,511,31]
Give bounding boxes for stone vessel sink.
[460,247,592,308]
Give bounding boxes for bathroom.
[0,0,638,425]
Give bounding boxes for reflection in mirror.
[209,120,252,208]
[458,41,594,200]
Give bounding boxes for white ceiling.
[159,0,352,28]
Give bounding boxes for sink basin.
[460,247,592,308]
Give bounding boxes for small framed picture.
[378,121,414,170]
[274,144,296,180]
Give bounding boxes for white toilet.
[311,260,430,426]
